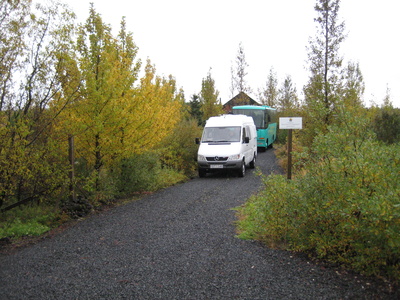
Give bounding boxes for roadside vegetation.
[0,1,206,242]
[236,0,400,285]
[237,107,400,282]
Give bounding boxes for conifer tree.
[260,67,278,106]
[278,75,298,113]
[188,94,203,125]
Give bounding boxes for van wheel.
[250,153,256,169]
[238,160,245,177]
[199,169,206,178]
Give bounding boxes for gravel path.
[0,150,395,299]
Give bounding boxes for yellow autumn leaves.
[0,2,187,211]
[53,7,183,176]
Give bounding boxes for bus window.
[234,109,265,129]
[265,112,271,127]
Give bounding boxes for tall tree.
[230,42,251,97]
[305,0,346,120]
[75,5,119,179]
[303,0,346,145]
[62,5,182,194]
[200,68,222,121]
[260,67,278,106]
[72,5,144,189]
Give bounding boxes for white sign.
[279,117,303,129]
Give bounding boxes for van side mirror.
[195,138,200,145]
[244,137,250,144]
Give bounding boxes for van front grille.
[206,157,228,162]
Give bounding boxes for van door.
[242,126,251,164]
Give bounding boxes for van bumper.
[197,160,242,172]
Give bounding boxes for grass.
[0,205,66,240]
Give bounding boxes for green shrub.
[112,152,162,196]
[236,174,299,247]
[159,118,202,177]
[111,151,187,198]
[236,113,400,282]
[155,167,187,189]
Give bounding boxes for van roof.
[205,114,255,127]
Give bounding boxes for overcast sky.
[63,0,400,107]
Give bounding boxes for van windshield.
[202,126,241,143]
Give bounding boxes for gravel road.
[0,150,395,299]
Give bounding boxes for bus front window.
[233,109,265,129]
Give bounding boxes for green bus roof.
[233,105,276,110]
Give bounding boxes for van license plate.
[210,164,223,169]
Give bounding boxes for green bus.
[232,105,277,150]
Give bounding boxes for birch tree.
[0,0,76,208]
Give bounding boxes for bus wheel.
[238,159,246,177]
[268,137,274,149]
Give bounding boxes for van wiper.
[203,140,231,143]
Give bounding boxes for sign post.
[279,117,303,180]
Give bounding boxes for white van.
[196,114,257,177]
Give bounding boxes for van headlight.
[197,154,206,161]
[228,154,240,161]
